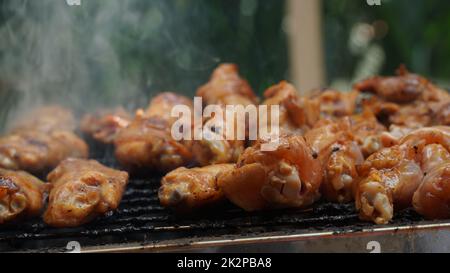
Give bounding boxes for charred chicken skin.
[114,92,194,173]
[44,158,129,228]
[218,134,322,211]
[0,168,47,224]
[193,64,257,166]
[81,107,131,144]
[159,164,235,212]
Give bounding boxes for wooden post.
[286,0,325,95]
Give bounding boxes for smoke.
[0,0,223,130]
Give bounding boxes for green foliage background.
[0,0,449,129]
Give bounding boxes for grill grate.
[0,146,425,252]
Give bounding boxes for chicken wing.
[355,145,423,224]
[355,127,450,224]
[193,64,257,166]
[412,144,450,219]
[349,110,388,157]
[305,119,364,203]
[43,158,129,228]
[218,134,322,211]
[159,164,234,212]
[262,81,320,136]
[196,63,258,106]
[0,168,47,224]
[9,106,76,133]
[81,107,131,144]
[354,65,429,103]
[311,89,359,118]
[0,130,89,174]
[114,92,194,173]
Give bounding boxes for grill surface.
[0,144,431,252]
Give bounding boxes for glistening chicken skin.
[10,105,76,133]
[305,119,364,203]
[81,107,131,144]
[159,164,235,212]
[114,92,194,173]
[0,168,47,224]
[0,130,89,175]
[218,135,322,211]
[355,126,450,224]
[354,65,429,103]
[43,159,129,228]
[261,81,320,136]
[0,106,89,175]
[193,64,257,166]
[412,137,450,219]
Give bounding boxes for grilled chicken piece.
[44,159,129,228]
[355,145,423,224]
[413,144,450,219]
[0,105,88,174]
[0,168,47,224]
[305,119,364,203]
[218,135,322,211]
[355,127,450,224]
[193,64,257,166]
[114,92,194,173]
[81,107,131,144]
[354,65,429,103]
[311,89,359,118]
[196,63,258,106]
[0,130,89,174]
[10,106,76,133]
[261,81,320,136]
[323,141,364,203]
[159,164,234,212]
[349,110,388,157]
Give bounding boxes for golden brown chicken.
[0,106,89,175]
[311,89,359,118]
[10,106,76,133]
[355,145,423,224]
[43,158,129,228]
[0,168,47,224]
[354,65,429,103]
[159,164,235,212]
[0,130,89,175]
[114,92,194,173]
[218,134,322,211]
[196,63,258,106]
[355,127,450,224]
[304,119,364,203]
[261,81,320,136]
[413,144,450,219]
[193,64,257,166]
[80,107,131,144]
[348,110,388,157]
